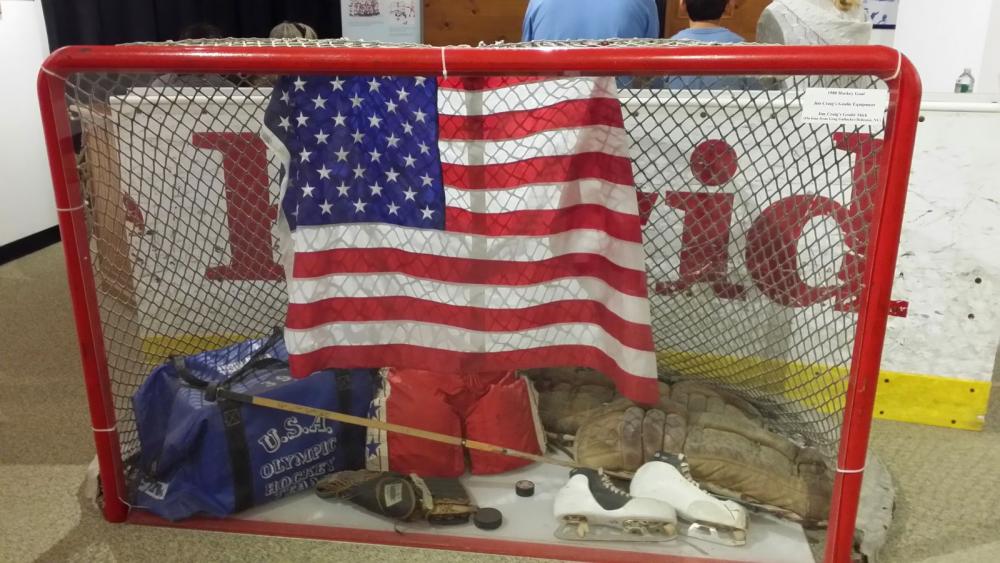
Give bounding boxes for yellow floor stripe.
[874,371,991,431]
[141,333,251,360]
[658,350,991,430]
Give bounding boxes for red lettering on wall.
[180,132,907,317]
[744,133,907,317]
[636,191,659,226]
[122,193,146,234]
[655,191,746,299]
[654,140,744,298]
[745,194,850,307]
[689,139,739,186]
[191,132,283,281]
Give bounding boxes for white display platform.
[239,462,815,563]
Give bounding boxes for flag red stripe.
[286,297,654,351]
[441,152,634,189]
[443,205,642,242]
[288,343,660,405]
[437,76,553,91]
[292,248,648,297]
[438,98,626,141]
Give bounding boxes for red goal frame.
[37,43,921,563]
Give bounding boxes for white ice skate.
[631,452,749,546]
[553,468,678,542]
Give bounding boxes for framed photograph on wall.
[864,0,899,30]
[341,0,422,43]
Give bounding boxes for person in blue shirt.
[668,0,757,90]
[522,0,660,89]
[521,0,660,42]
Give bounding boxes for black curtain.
[41,0,342,51]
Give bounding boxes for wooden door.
[665,0,773,41]
[423,0,530,46]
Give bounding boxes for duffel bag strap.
[171,356,208,389]
[168,358,258,512]
[218,398,255,513]
[171,327,287,399]
[219,327,287,389]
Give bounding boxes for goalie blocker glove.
[317,469,476,525]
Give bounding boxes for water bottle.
[955,68,975,93]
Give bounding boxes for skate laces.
[599,470,629,497]
[657,452,703,489]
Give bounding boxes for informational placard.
[800,88,889,127]
[341,0,422,44]
[864,0,899,30]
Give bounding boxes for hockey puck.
[515,479,535,497]
[473,507,503,530]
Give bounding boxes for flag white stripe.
[288,272,652,325]
[285,320,656,377]
[443,179,640,215]
[291,223,644,269]
[437,77,617,116]
[438,125,630,165]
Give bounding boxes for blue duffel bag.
[131,329,375,520]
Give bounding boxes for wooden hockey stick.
[218,389,634,480]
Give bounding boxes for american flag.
[263,74,657,403]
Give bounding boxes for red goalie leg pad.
[381,368,466,478]
[465,372,545,475]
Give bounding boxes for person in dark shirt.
[151,22,236,88]
[668,0,758,90]
[670,0,744,43]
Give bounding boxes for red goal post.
[37,40,920,563]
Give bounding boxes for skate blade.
[682,521,747,547]
[554,519,677,543]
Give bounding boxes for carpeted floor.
[1,244,997,563]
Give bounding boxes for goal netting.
[49,39,907,517]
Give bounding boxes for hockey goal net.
[39,38,919,561]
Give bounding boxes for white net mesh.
[59,39,887,488]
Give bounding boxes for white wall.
[884,104,1000,382]
[868,27,894,47]
[978,2,1000,95]
[883,0,999,94]
[0,0,57,247]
